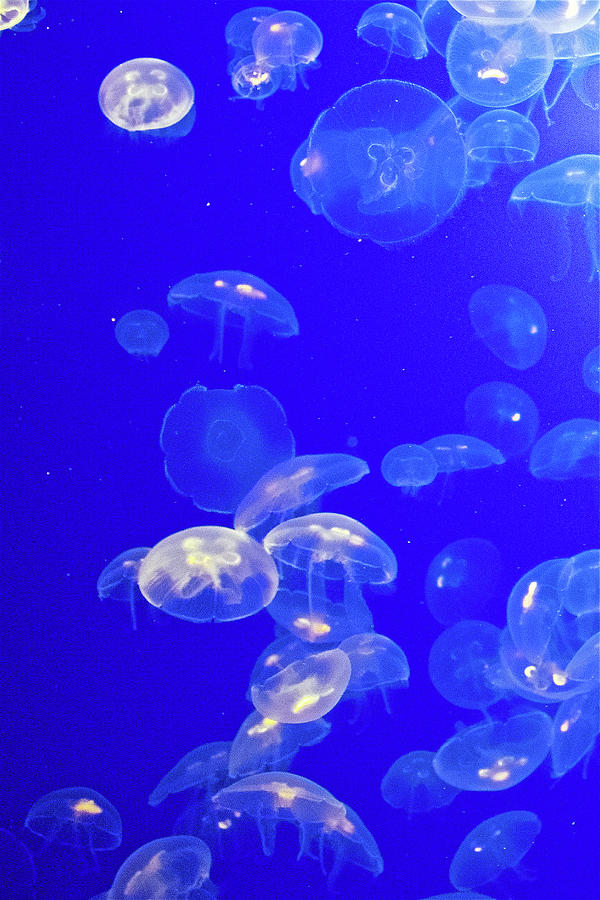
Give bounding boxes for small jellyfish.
[425,538,502,625]
[381,750,461,815]
[449,810,541,892]
[108,835,213,899]
[25,788,122,861]
[551,686,600,777]
[230,56,283,107]
[421,434,505,476]
[97,546,150,630]
[228,710,330,779]
[137,526,279,623]
[339,632,409,713]
[160,384,295,514]
[357,3,428,70]
[266,585,374,644]
[289,139,324,215]
[167,271,298,368]
[464,109,539,165]
[381,443,438,494]
[428,620,505,710]
[464,381,540,458]
[114,310,169,359]
[148,741,232,806]
[582,345,600,392]
[528,418,600,480]
[252,10,323,91]
[98,58,194,132]
[469,284,547,370]
[0,0,29,29]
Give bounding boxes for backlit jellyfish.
[464,381,540,458]
[168,271,298,368]
[234,452,369,532]
[114,309,169,359]
[228,710,330,778]
[582,345,600,392]
[108,836,213,900]
[528,418,600,480]
[468,284,547,370]
[357,3,428,71]
[252,10,323,91]
[551,686,600,777]
[505,557,568,663]
[531,0,600,33]
[464,110,539,165]
[425,539,501,627]
[225,6,277,69]
[381,750,461,815]
[97,546,150,631]
[571,58,600,110]
[248,633,319,695]
[447,1,535,21]
[381,443,438,494]
[266,585,374,644]
[212,773,383,888]
[421,434,505,481]
[148,741,232,806]
[449,810,541,892]
[498,625,591,703]
[433,709,553,790]
[25,788,122,860]
[250,648,352,723]
[98,59,194,132]
[559,549,600,616]
[446,19,554,108]
[306,79,467,247]
[160,384,295,513]
[289,139,324,215]
[339,632,410,713]
[428,620,505,710]
[541,15,599,116]
[509,155,600,280]
[0,0,28,29]
[566,630,600,683]
[137,526,279,623]
[230,56,283,107]
[421,0,461,57]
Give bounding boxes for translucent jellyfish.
[464,381,540,458]
[421,435,505,477]
[137,526,279,623]
[228,710,330,778]
[571,57,599,110]
[421,0,461,57]
[449,810,541,891]
[506,557,568,662]
[433,709,553,790]
[531,0,600,33]
[447,1,535,22]
[582,345,600,392]
[98,58,194,132]
[25,788,122,858]
[0,0,29,29]
[428,620,505,710]
[357,3,428,70]
[148,741,231,806]
[541,15,600,115]
[381,443,438,494]
[225,6,277,65]
[234,453,369,532]
[551,686,600,777]
[445,19,554,107]
[266,585,374,644]
[114,310,169,359]
[2,0,44,31]
[498,625,592,703]
[97,546,150,630]
[339,632,410,713]
[160,384,295,513]
[381,750,460,815]
[108,835,213,899]
[566,630,600,683]
[167,271,298,368]
[425,538,502,626]
[248,633,319,695]
[0,829,36,893]
[230,56,283,107]
[250,648,352,723]
[306,79,467,247]
[469,284,547,370]
[528,418,600,480]
[252,11,323,90]
[559,549,600,616]
[509,155,600,280]
[289,139,324,215]
[212,773,383,888]
[464,110,539,165]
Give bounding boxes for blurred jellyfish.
[464,381,540,458]
[464,110,539,165]
[449,810,541,892]
[381,750,460,814]
[97,546,150,630]
[228,710,330,778]
[0,0,28,29]
[469,284,547,370]
[428,620,505,710]
[531,0,600,33]
[498,624,591,704]
[98,58,194,132]
[551,686,600,777]
[571,57,600,109]
[541,14,600,115]
[582,345,600,392]
[505,557,568,662]
[339,632,409,714]
[421,0,461,57]
[266,585,374,644]
[114,310,169,359]
[225,6,277,70]
[421,434,505,480]
[381,443,438,494]
[5,0,44,31]
[528,419,600,480]
[566,630,600,683]
[148,741,232,806]
[447,1,535,21]
[425,538,502,626]
[160,384,294,513]
[357,3,428,70]
[559,549,600,616]
[230,56,283,107]
[108,835,213,899]
[25,788,122,862]
[252,10,323,90]
[248,633,319,695]
[289,139,324,215]
[168,271,298,368]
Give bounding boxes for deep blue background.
[2,2,599,898]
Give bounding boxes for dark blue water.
[2,3,599,898]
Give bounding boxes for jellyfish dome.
[381,750,461,814]
[0,0,29,30]
[108,835,212,899]
[306,79,467,247]
[528,418,600,480]
[25,787,122,851]
[148,741,231,806]
[357,3,428,65]
[114,310,169,359]
[98,58,194,132]
[381,443,438,494]
[225,6,278,57]
[450,810,541,891]
[252,10,323,91]
[468,284,547,370]
[447,1,535,22]
[97,546,150,630]
[464,381,540,458]
[464,110,540,165]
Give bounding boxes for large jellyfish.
[381,750,461,815]
[114,309,169,359]
[97,546,150,630]
[108,835,213,899]
[468,284,547,370]
[25,788,122,860]
[98,58,194,132]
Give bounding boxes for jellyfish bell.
[108,836,213,900]
[98,58,194,132]
[97,546,150,630]
[230,55,283,107]
[357,3,428,71]
[114,310,169,359]
[252,10,323,91]
[0,0,29,30]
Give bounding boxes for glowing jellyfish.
[97,546,150,630]
[25,788,122,857]
[98,58,194,132]
[566,630,600,683]
[252,10,323,90]
[421,0,461,57]
[582,346,600,392]
[381,750,460,814]
[225,6,277,66]
[306,79,467,247]
[148,741,232,806]
[433,709,553,790]
[559,549,600,616]
[469,284,547,370]
[357,3,428,69]
[339,632,410,712]
[114,310,169,359]
[230,56,283,107]
[228,710,330,778]
[108,836,213,899]
[551,686,600,777]
[498,625,591,704]
[506,557,568,662]
[528,419,600,480]
[447,1,535,22]
[449,810,541,891]
[266,585,374,644]
[425,538,502,625]
[290,139,324,215]
[464,110,539,165]
[571,57,600,110]
[428,620,505,710]
[531,0,600,33]
[137,526,279,623]
[248,633,319,695]
[381,443,438,494]
[0,0,29,29]
[541,14,600,115]
[160,384,295,514]
[464,381,540,458]
[421,434,505,474]
[168,271,298,368]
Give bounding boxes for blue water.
[2,2,599,898]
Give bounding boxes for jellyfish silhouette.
[97,546,150,630]
[148,741,232,806]
[98,58,194,132]
[252,10,323,91]
[381,443,438,494]
[464,381,540,457]
[108,836,213,899]
[25,788,122,863]
[381,750,460,815]
[529,418,600,480]
[559,548,600,616]
[357,3,428,70]
[114,310,169,359]
[425,538,502,625]
[469,284,547,370]
[464,110,539,165]
[449,810,541,891]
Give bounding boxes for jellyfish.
[381,443,438,494]
[421,0,462,57]
[225,6,277,70]
[582,345,600,392]
[357,3,428,70]
[449,810,541,891]
[160,384,295,513]
[3,0,44,31]
[464,381,540,458]
[25,788,122,862]
[230,56,283,107]
[266,585,374,644]
[98,58,194,132]
[305,79,467,247]
[339,632,410,713]
[551,686,600,777]
[137,526,279,623]
[228,710,330,779]
[566,630,600,683]
[381,750,461,815]
[428,620,505,710]
[113,310,169,359]
[468,284,547,370]
[531,0,600,33]
[248,633,320,697]
[421,434,505,500]
[528,418,600,480]
[505,557,568,663]
[0,0,28,29]
[447,1,536,22]
[559,549,600,616]
[464,110,540,165]
[509,155,600,280]
[252,10,323,91]
[234,452,369,532]
[425,538,502,626]
[167,271,298,368]
[433,709,553,790]
[148,741,232,806]
[108,835,213,899]
[97,546,150,630]
[571,57,599,110]
[541,14,600,116]
[289,139,325,215]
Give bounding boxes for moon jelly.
[357,3,428,69]
[381,750,460,815]
[528,418,600,480]
[148,741,231,806]
[469,284,547,370]
[98,58,194,132]
[108,836,212,899]
[381,443,438,494]
[464,381,540,458]
[449,810,541,891]
[425,538,502,625]
[25,787,122,854]
[114,310,169,359]
[97,546,150,630]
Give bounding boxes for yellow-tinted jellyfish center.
[182,537,242,586]
[235,283,267,300]
[247,717,279,736]
[477,755,528,783]
[293,616,331,638]
[521,580,538,611]
[214,279,228,288]
[274,783,298,808]
[72,798,103,816]
[560,708,582,733]
[477,66,509,84]
[264,653,281,668]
